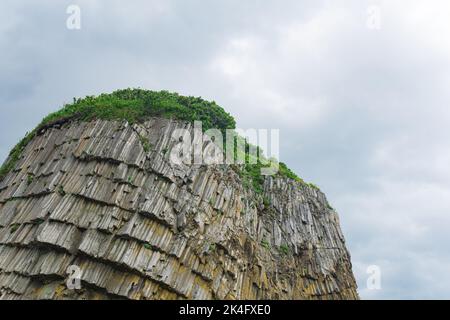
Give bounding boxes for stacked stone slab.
[0,118,358,300]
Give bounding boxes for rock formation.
[0,91,358,300]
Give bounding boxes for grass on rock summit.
[0,89,309,192]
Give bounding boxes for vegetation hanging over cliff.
[0,89,309,190]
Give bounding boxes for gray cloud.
[1,0,450,299]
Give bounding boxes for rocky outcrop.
[0,117,358,300]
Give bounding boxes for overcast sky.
[1,0,450,299]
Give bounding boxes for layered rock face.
[0,117,358,300]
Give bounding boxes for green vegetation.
[0,88,316,193]
[40,88,236,131]
[57,185,66,196]
[33,219,45,225]
[263,196,271,207]
[26,174,34,185]
[261,239,271,250]
[279,244,290,255]
[0,132,36,181]
[139,135,152,153]
[9,224,20,234]
[309,183,320,190]
[0,89,235,181]
[235,140,306,195]
[240,163,265,194]
[279,162,303,183]
[143,243,152,250]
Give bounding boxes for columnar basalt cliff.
[0,90,358,300]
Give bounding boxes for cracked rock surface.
[0,118,358,300]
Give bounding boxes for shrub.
[261,239,271,250]
[26,174,34,185]
[0,88,315,192]
[309,183,320,190]
[9,224,20,234]
[279,244,290,255]
[139,135,152,153]
[0,89,235,181]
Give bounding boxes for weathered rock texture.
[0,118,358,300]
